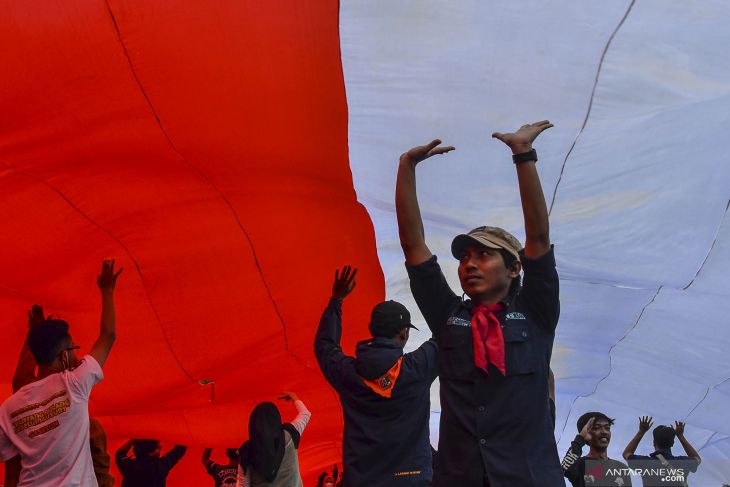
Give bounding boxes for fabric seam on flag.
[548,0,637,215]
[556,284,661,444]
[102,0,307,368]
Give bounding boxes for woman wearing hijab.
[238,391,311,487]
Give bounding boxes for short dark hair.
[27,320,71,366]
[653,425,676,449]
[225,448,239,461]
[576,411,615,432]
[133,439,160,458]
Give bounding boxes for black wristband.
[512,148,537,164]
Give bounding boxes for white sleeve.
[289,400,312,436]
[0,425,19,462]
[68,355,103,398]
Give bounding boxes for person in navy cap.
[315,266,438,487]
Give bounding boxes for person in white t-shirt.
[0,259,122,487]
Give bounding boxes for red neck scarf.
[471,303,506,375]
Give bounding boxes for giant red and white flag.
[1,1,729,485]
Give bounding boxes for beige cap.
[451,226,522,262]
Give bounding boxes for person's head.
[27,319,79,371]
[246,401,284,481]
[653,425,676,450]
[577,411,615,452]
[249,402,282,442]
[133,439,161,458]
[368,300,419,347]
[451,226,522,303]
[225,447,239,463]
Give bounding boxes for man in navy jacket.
[315,266,438,487]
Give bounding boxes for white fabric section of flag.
[341,1,730,485]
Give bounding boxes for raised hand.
[492,120,553,154]
[97,259,123,292]
[580,417,595,443]
[400,139,455,167]
[674,421,685,437]
[639,416,653,433]
[278,391,299,402]
[332,265,357,301]
[27,304,47,328]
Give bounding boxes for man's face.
[589,420,612,451]
[457,244,515,299]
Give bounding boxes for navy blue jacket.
[407,247,562,487]
[314,298,438,487]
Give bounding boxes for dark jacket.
[407,247,562,487]
[628,448,699,486]
[315,298,438,487]
[116,445,187,487]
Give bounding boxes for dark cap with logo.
[369,300,419,338]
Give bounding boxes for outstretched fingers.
[427,145,456,158]
[347,268,357,286]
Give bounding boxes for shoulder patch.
[506,312,526,320]
[446,317,471,327]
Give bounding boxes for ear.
[399,328,409,342]
[508,260,522,279]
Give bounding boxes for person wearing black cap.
[395,121,562,486]
[314,266,438,487]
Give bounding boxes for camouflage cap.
[451,226,522,262]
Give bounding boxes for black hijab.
[239,402,285,482]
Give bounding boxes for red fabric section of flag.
[0,1,380,485]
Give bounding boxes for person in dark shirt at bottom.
[116,439,187,487]
[561,412,632,487]
[203,447,239,486]
[623,417,700,486]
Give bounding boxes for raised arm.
[90,259,122,367]
[115,439,134,475]
[279,392,312,436]
[314,266,357,390]
[161,445,187,472]
[396,140,454,265]
[622,416,652,460]
[674,421,701,464]
[492,121,553,259]
[12,305,47,392]
[562,417,594,486]
[202,447,212,466]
